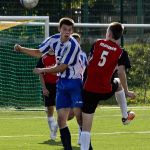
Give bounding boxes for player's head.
[58,17,74,41]
[72,33,81,44]
[106,22,124,41]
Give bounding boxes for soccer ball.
[20,0,39,9]
[128,111,135,120]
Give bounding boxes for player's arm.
[33,63,68,74]
[118,65,135,99]
[118,51,136,99]
[36,57,49,96]
[39,74,49,96]
[118,65,129,93]
[14,44,42,58]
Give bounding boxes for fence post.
[120,0,124,47]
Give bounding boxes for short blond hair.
[71,33,80,39]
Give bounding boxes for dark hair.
[108,22,124,40]
[59,17,74,28]
[72,33,80,39]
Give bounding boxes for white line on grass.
[0,116,47,120]
[0,131,150,138]
[1,114,150,120]
[0,106,149,120]
[97,106,150,110]
[0,106,150,112]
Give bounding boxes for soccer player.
[36,50,58,140]
[80,22,136,150]
[67,33,87,121]
[69,33,89,147]
[71,33,88,81]
[15,17,83,150]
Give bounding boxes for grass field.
[0,106,150,150]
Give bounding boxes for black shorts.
[43,83,56,107]
[82,79,118,114]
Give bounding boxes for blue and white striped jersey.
[39,33,83,79]
[79,51,88,80]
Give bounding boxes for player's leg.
[73,107,92,149]
[56,79,73,150]
[80,90,99,150]
[114,78,135,125]
[72,107,82,145]
[81,113,94,150]
[68,108,82,146]
[69,79,84,146]
[45,83,58,140]
[114,78,128,118]
[68,109,75,120]
[46,106,58,140]
[57,108,72,150]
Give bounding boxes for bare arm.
[39,74,49,96]
[39,74,46,89]
[118,65,128,92]
[33,63,68,74]
[14,44,42,58]
[118,65,136,99]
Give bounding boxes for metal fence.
[0,0,149,104]
[0,0,150,24]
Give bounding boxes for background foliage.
[0,0,149,105]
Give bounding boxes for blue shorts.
[56,78,83,110]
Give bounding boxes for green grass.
[0,106,150,150]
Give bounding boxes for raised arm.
[14,44,43,58]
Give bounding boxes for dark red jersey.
[36,53,58,84]
[84,39,122,93]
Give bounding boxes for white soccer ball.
[128,111,135,120]
[20,0,39,9]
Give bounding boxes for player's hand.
[33,68,44,74]
[42,88,49,97]
[125,91,136,99]
[14,44,22,52]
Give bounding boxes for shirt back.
[84,39,122,93]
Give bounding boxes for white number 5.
[98,51,109,67]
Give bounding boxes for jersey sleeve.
[118,49,131,69]
[81,51,88,66]
[38,37,51,54]
[84,54,88,66]
[88,42,95,59]
[36,57,44,68]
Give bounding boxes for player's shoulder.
[39,33,60,48]
[121,48,129,55]
[68,36,80,50]
[69,36,79,45]
[81,51,87,57]
[50,33,61,39]
[94,38,103,44]
[120,48,130,61]
[93,39,109,47]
